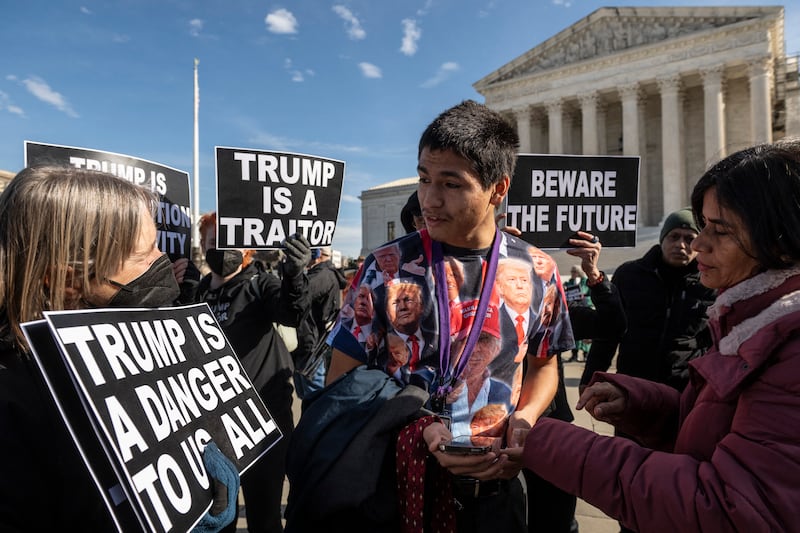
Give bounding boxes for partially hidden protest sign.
[24,141,193,259]
[505,154,640,248]
[215,146,345,249]
[22,304,281,533]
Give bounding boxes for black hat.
[400,191,421,234]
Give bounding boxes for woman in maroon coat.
[506,140,800,532]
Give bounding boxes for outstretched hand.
[576,381,627,424]
[282,234,312,278]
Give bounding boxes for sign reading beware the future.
[505,154,640,249]
[23,304,280,533]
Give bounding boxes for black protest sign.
[24,304,281,533]
[24,141,192,259]
[215,146,344,249]
[505,154,640,248]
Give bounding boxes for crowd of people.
[1,100,798,533]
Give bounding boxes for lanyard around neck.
[432,228,501,399]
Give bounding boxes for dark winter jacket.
[547,274,627,422]
[581,245,715,389]
[0,338,116,531]
[524,267,800,532]
[285,366,429,533]
[195,263,310,412]
[292,260,347,369]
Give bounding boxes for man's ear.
[490,176,510,206]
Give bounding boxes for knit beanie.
[659,207,699,242]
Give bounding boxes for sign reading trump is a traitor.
[505,154,640,248]
[22,304,281,533]
[24,141,193,260]
[215,146,345,249]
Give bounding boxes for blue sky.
[1,0,798,259]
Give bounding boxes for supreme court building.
[474,5,799,226]
[360,5,799,256]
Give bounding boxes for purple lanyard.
[432,228,501,399]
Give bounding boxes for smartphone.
[438,437,492,455]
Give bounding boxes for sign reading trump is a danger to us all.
[23,304,281,533]
[215,147,345,249]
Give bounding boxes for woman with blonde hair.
[0,166,233,531]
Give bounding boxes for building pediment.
[476,6,783,88]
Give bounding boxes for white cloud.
[284,58,314,82]
[417,0,434,16]
[80,6,92,15]
[400,19,421,56]
[552,0,573,7]
[19,76,79,117]
[189,19,203,37]
[332,5,366,40]
[358,62,382,79]
[265,8,298,34]
[419,61,459,88]
[247,127,365,154]
[0,91,25,117]
[331,223,365,258]
[112,34,130,43]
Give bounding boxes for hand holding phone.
[438,436,494,455]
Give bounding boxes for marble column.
[658,74,685,218]
[562,108,575,154]
[579,92,599,155]
[546,99,564,154]
[748,56,773,144]
[700,65,726,163]
[619,83,642,157]
[596,101,608,154]
[513,106,532,153]
[530,109,545,153]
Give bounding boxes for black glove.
[282,233,312,278]
[191,441,240,533]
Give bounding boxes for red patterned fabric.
[396,416,455,533]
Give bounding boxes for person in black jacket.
[196,212,311,533]
[292,246,348,399]
[523,230,627,533]
[580,208,716,394]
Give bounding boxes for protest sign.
[24,141,193,259]
[23,304,281,533]
[215,146,345,249]
[505,154,640,248]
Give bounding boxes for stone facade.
[359,176,417,256]
[474,5,800,225]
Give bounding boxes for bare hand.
[576,381,626,424]
[496,213,522,237]
[425,423,508,480]
[172,257,189,284]
[566,230,602,281]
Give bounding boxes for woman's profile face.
[83,205,163,306]
[691,188,761,290]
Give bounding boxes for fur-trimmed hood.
[708,267,800,355]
